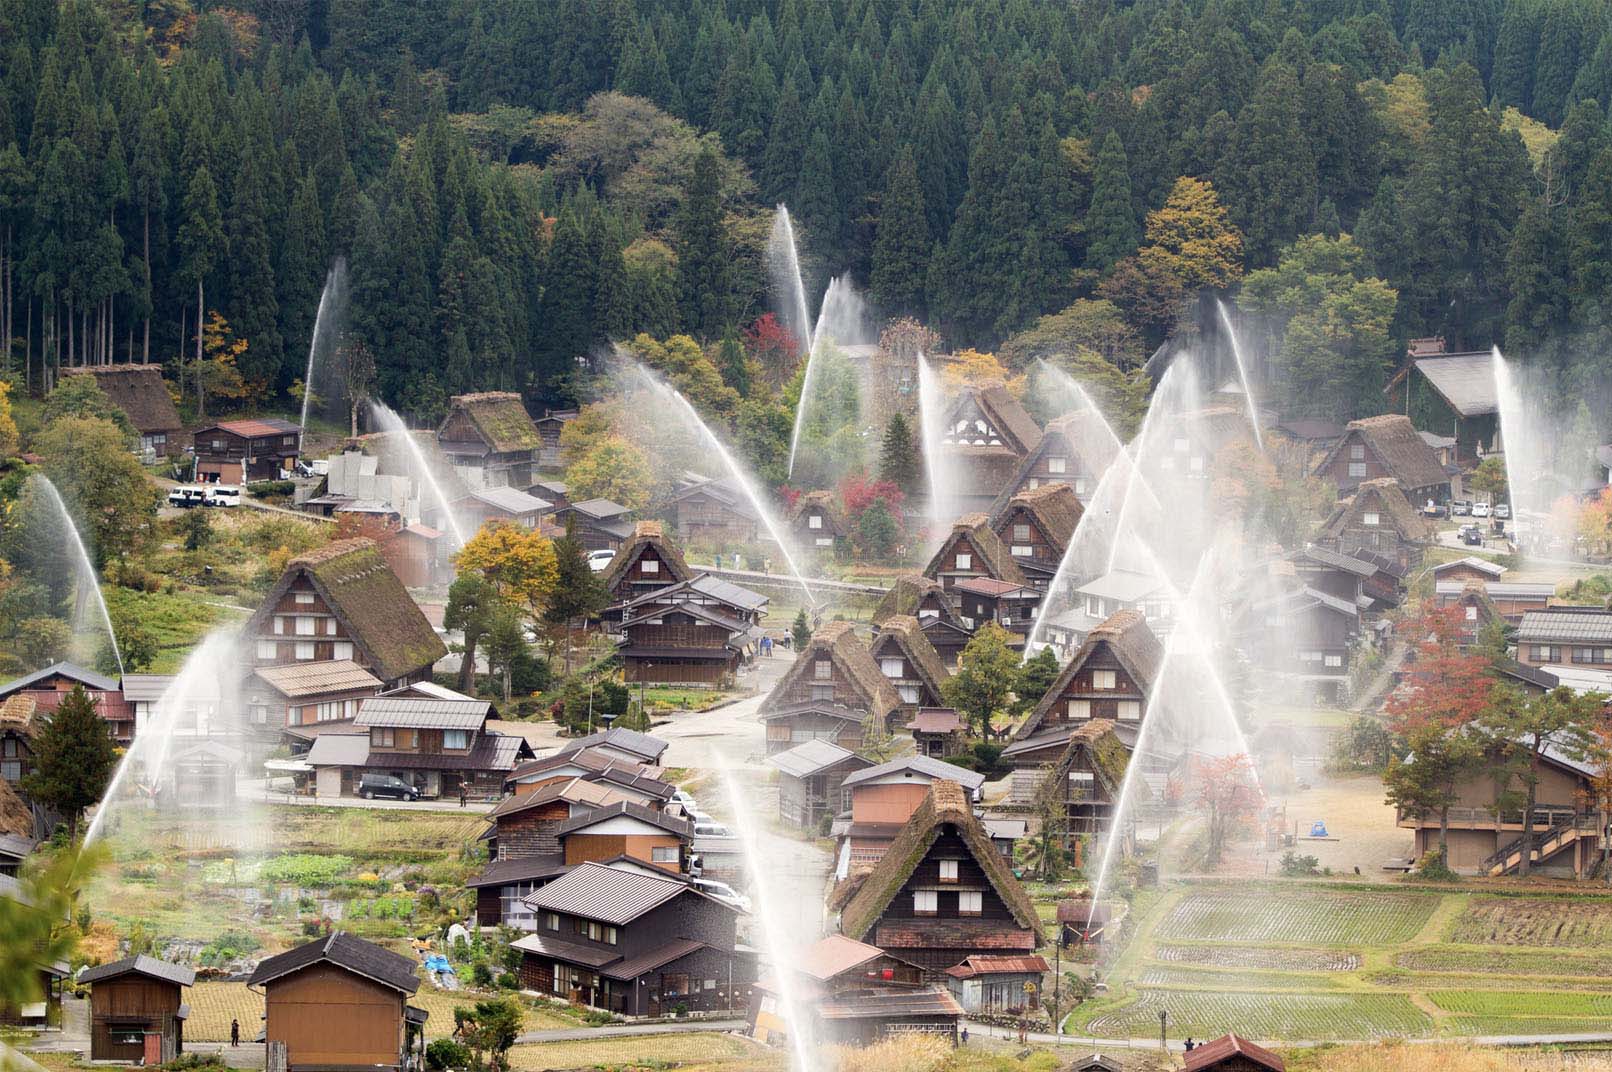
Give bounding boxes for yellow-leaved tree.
[0,379,18,457]
[453,522,559,621]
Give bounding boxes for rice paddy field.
[1069,883,1612,1042]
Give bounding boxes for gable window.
[913,890,938,916]
[294,641,315,660]
[641,559,659,574]
[1117,700,1140,720]
[443,729,470,750]
[327,618,338,636]
[1013,524,1031,542]
[938,859,959,883]
[1074,478,1088,495]
[333,641,354,660]
[808,514,823,530]
[1068,699,1091,720]
[1173,437,1189,453]
[1363,511,1380,526]
[274,616,287,635]
[958,891,983,916]
[1092,669,1116,690]
[1324,654,1343,667]
[1465,606,1478,621]
[295,592,315,605]
[1348,462,1367,477]
[1350,444,1365,460]
[256,640,278,660]
[815,536,834,546]
[1047,456,1067,474]
[899,685,920,703]
[919,608,939,619]
[955,553,973,570]
[811,685,835,701]
[814,659,833,680]
[1012,545,1033,557]
[296,615,316,636]
[881,657,905,677]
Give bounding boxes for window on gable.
[1363,512,1380,526]
[938,859,959,883]
[1350,444,1365,460]
[881,657,904,677]
[913,890,938,915]
[958,891,983,916]
[1013,524,1031,542]
[814,659,833,680]
[641,559,659,574]
[955,553,972,570]
[1092,669,1116,690]
[1047,457,1067,474]
[808,514,823,530]
[1348,462,1367,477]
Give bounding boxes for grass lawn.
[507,1032,774,1070]
[102,584,234,673]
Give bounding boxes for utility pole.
[1159,1008,1168,1055]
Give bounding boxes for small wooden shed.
[81,955,195,1063]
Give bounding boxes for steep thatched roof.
[945,383,1043,455]
[0,776,34,839]
[442,392,543,453]
[923,514,1026,585]
[1051,719,1132,796]
[873,575,964,629]
[250,539,446,682]
[1319,478,1432,542]
[1316,414,1449,492]
[600,521,695,593]
[767,620,900,723]
[988,410,1117,515]
[66,365,182,434]
[838,780,1042,944]
[786,489,848,535]
[0,695,39,737]
[871,616,950,701]
[1016,610,1163,740]
[994,483,1083,552]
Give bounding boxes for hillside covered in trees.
[2,0,1611,429]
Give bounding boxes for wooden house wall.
[993,506,1060,573]
[1319,431,1394,494]
[494,804,567,858]
[775,655,867,710]
[668,493,757,543]
[90,977,184,1062]
[1044,644,1144,726]
[265,965,404,1070]
[610,546,679,603]
[562,832,682,872]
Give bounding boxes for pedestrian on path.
[230,1020,240,1047]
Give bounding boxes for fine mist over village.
[3,4,1612,1072]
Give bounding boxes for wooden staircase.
[1483,816,1584,876]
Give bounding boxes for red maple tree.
[744,313,800,366]
[838,471,905,519]
[1384,603,1497,734]
[1195,753,1260,865]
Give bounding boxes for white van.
[167,485,208,508]
[205,485,242,508]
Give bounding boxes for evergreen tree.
[225,155,281,387]
[1086,130,1138,273]
[674,144,731,341]
[878,412,920,494]
[543,518,608,644]
[176,166,223,413]
[1219,62,1316,266]
[716,325,750,396]
[791,608,812,650]
[278,172,327,378]
[870,145,929,317]
[20,685,117,835]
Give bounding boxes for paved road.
[652,650,794,772]
[516,1019,748,1043]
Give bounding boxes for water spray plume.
[768,207,813,359]
[1215,298,1264,451]
[28,474,123,676]
[915,353,953,530]
[366,400,469,549]
[787,276,870,478]
[299,259,350,435]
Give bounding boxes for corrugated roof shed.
[1518,608,1612,643]
[767,738,865,779]
[353,696,491,729]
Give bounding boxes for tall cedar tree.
[878,412,920,495]
[444,573,500,694]
[1086,131,1138,273]
[545,516,609,638]
[716,325,750,396]
[675,145,731,341]
[791,609,812,650]
[870,145,930,317]
[21,685,117,835]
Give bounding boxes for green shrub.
[425,1039,470,1072]
[497,972,518,989]
[472,962,493,987]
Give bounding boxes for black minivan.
[358,773,420,801]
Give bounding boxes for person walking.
[230,1019,240,1047]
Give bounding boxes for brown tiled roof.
[873,575,964,629]
[600,521,695,593]
[766,621,900,724]
[1319,414,1449,491]
[906,707,963,734]
[66,365,181,434]
[1319,478,1432,543]
[484,776,630,820]
[786,489,848,535]
[1184,1034,1286,1072]
[996,482,1083,552]
[872,617,950,701]
[206,417,301,438]
[444,392,543,453]
[1016,611,1163,741]
[795,934,884,981]
[254,660,383,700]
[944,954,1049,978]
[251,539,446,683]
[839,780,1041,945]
[923,514,1026,585]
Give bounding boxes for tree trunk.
[24,295,31,392]
[502,664,511,704]
[1519,750,1539,877]
[457,633,480,692]
[66,295,74,366]
[195,279,206,419]
[142,208,151,364]
[1438,804,1449,868]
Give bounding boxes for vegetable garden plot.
[1154,944,1361,971]
[1450,899,1612,948]
[1085,990,1432,1040]
[1395,948,1612,978]
[1155,889,1438,945]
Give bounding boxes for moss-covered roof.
[994,482,1083,552]
[1015,609,1162,741]
[67,365,182,434]
[873,575,964,629]
[838,780,1042,944]
[252,538,447,683]
[923,514,1026,586]
[445,392,544,453]
[1051,718,1132,796]
[1320,478,1432,542]
[786,489,848,535]
[765,620,900,723]
[871,616,950,701]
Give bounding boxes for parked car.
[204,485,242,508]
[1460,524,1484,546]
[358,774,420,801]
[167,485,208,508]
[1451,500,1472,516]
[586,548,617,572]
[1495,503,1511,519]
[1471,501,1491,519]
[693,820,732,838]
[691,877,751,913]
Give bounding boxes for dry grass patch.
[185,983,571,1041]
[507,1031,765,1069]
[1291,1041,1612,1070]
[1450,899,1612,948]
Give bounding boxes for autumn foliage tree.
[1384,604,1498,734]
[1196,753,1260,867]
[453,522,558,625]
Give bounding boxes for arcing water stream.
[28,474,124,676]
[1215,297,1264,452]
[767,207,813,361]
[298,259,350,435]
[367,399,470,548]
